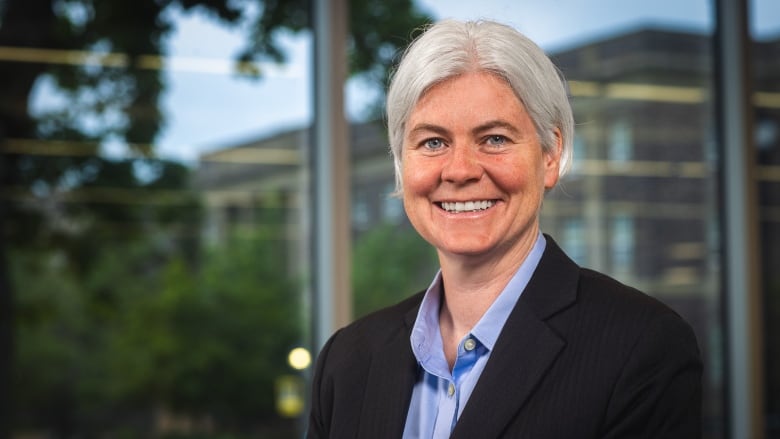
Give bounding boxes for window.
[610,213,635,278]
[382,184,405,223]
[751,0,780,435]
[608,118,634,163]
[5,0,775,437]
[562,217,587,265]
[2,3,312,436]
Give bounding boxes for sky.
[153,0,780,163]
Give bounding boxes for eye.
[485,135,507,147]
[423,138,445,150]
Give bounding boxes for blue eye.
[424,138,444,149]
[486,135,506,146]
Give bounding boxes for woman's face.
[401,71,561,263]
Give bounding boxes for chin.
[436,240,496,257]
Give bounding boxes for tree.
[11,164,202,435]
[13,203,303,436]
[352,223,438,318]
[108,228,301,435]
[0,0,433,435]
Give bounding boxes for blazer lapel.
[452,236,579,438]
[357,305,420,438]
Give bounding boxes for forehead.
[419,71,514,101]
[407,71,528,127]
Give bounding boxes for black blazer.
[308,236,702,438]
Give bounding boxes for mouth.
[437,200,497,213]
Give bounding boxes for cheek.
[401,158,435,193]
[488,158,548,196]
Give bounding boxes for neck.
[436,231,540,367]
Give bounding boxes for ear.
[543,128,563,189]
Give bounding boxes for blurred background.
[0,0,777,438]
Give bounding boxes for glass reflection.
[1,1,312,437]
[751,0,780,436]
[345,1,725,437]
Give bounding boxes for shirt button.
[464,338,476,351]
[447,382,455,397]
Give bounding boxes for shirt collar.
[409,233,547,369]
[409,271,448,374]
[471,233,546,350]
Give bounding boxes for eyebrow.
[407,123,451,138]
[471,120,522,137]
[407,120,522,139]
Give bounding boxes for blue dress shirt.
[402,233,547,439]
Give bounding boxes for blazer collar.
[354,236,579,438]
[452,235,579,438]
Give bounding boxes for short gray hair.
[386,19,574,193]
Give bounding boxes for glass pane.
[2,2,311,437]
[547,18,723,437]
[347,0,724,437]
[345,3,440,320]
[750,0,780,436]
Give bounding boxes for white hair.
[386,19,574,193]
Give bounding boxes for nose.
[441,144,483,184]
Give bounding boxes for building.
[195,26,780,437]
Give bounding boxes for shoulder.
[575,267,689,330]
[534,236,689,335]
[562,266,701,376]
[340,291,424,342]
[308,292,424,437]
[309,292,423,407]
[317,291,424,364]
[570,271,703,437]
[533,236,700,367]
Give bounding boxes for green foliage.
[348,0,432,85]
[140,230,301,423]
[13,225,303,435]
[352,223,438,318]
[13,249,92,426]
[2,0,434,435]
[12,240,168,431]
[231,0,432,80]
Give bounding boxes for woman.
[308,19,701,439]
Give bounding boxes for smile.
[439,200,496,213]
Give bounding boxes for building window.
[570,132,587,174]
[610,213,635,278]
[382,183,404,224]
[352,194,371,230]
[608,118,633,163]
[562,217,586,266]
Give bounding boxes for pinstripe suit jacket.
[307,236,702,438]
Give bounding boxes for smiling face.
[402,71,562,265]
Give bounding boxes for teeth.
[441,200,495,213]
